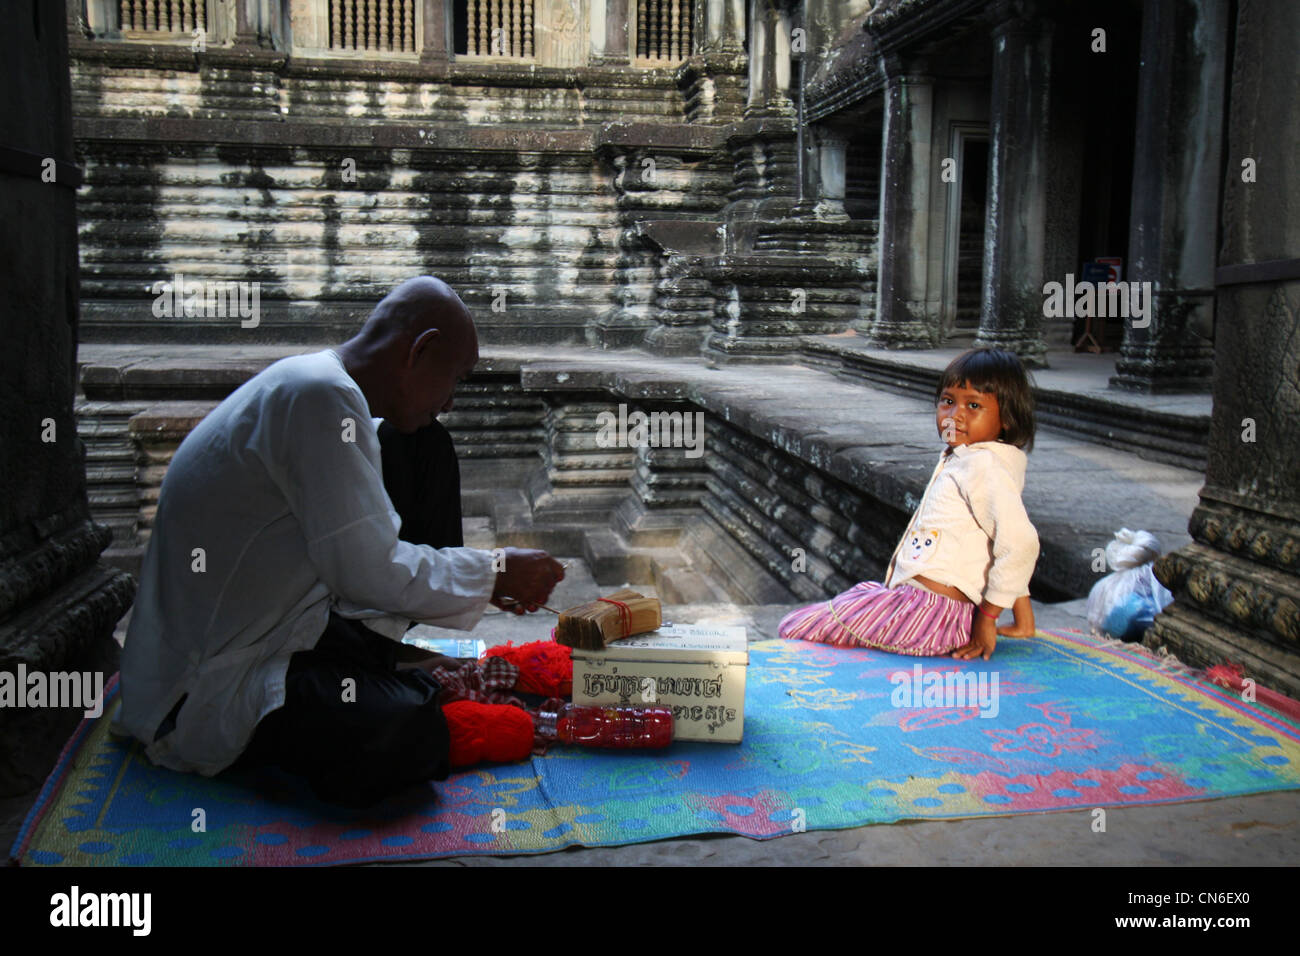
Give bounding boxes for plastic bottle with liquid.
[537,703,674,749]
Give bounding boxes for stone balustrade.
[330,0,420,53]
[117,0,205,33]
[635,0,693,62]
[464,0,534,57]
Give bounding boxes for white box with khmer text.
[570,623,748,743]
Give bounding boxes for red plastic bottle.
[537,703,674,749]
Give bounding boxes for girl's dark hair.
[935,348,1036,452]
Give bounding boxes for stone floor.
[73,340,1214,419]
[5,561,1297,867]
[807,337,1216,418]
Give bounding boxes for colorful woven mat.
[12,629,1299,865]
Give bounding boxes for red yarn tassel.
[443,700,535,768]
[484,640,573,697]
[1205,661,1300,722]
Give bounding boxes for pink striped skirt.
[778,581,974,656]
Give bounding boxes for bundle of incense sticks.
[555,589,662,650]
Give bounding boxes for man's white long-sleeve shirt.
[115,349,497,775]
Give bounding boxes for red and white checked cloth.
[428,656,564,754]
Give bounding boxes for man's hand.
[490,547,565,615]
[953,608,999,660]
[396,652,468,674]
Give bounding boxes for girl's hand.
[997,595,1036,637]
[953,613,998,661]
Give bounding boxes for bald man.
[116,277,563,806]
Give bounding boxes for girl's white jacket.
[885,441,1039,609]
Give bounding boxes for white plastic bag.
[1086,529,1175,641]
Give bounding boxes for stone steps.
[71,60,697,128]
[459,463,725,603]
[509,347,1202,603]
[798,337,1211,472]
[76,401,148,568]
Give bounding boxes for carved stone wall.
[68,35,750,346]
[535,0,587,65]
[2,0,135,795]
[76,136,622,344]
[1147,0,1300,698]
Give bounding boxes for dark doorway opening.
[453,0,469,55]
[952,137,988,340]
[1059,1,1142,350]
[844,114,882,222]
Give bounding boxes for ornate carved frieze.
[1155,544,1299,648]
[803,28,882,124]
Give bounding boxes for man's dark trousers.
[229,419,468,807]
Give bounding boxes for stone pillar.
[1,0,135,795]
[289,0,330,51]
[595,0,618,62]
[746,0,794,116]
[644,256,716,355]
[227,0,288,48]
[535,397,636,519]
[85,0,117,37]
[864,56,936,345]
[613,403,712,547]
[701,0,746,53]
[1147,0,1300,698]
[1110,0,1227,393]
[422,0,451,66]
[812,127,849,221]
[975,0,1052,367]
[745,0,767,110]
[234,0,262,46]
[595,0,629,63]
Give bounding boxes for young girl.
[779,347,1039,661]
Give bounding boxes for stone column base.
[1110,292,1216,392]
[1147,602,1300,701]
[973,326,1050,368]
[861,311,940,349]
[1151,538,1300,700]
[1,521,135,795]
